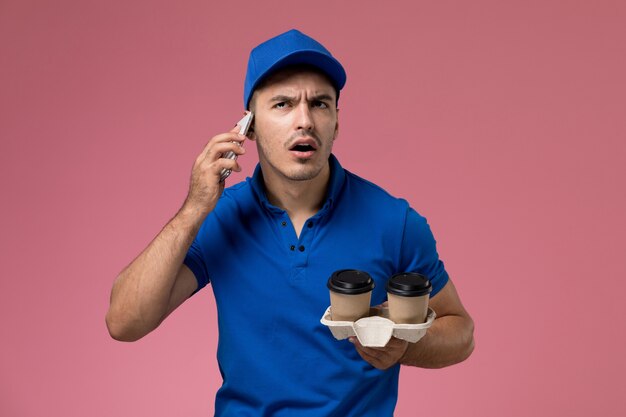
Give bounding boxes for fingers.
[199,129,247,161]
[349,337,409,370]
[351,339,382,363]
[205,140,246,164]
[194,126,248,177]
[184,126,248,209]
[192,146,244,182]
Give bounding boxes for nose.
[295,102,314,131]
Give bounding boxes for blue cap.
[244,29,347,109]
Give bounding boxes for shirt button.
[307,222,313,228]
[299,245,305,252]
[281,221,287,227]
[290,245,295,251]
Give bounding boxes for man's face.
[250,68,339,182]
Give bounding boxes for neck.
[261,163,330,218]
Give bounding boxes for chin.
[284,171,318,182]
[283,165,322,182]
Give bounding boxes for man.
[106,29,474,416]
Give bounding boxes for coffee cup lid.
[327,269,375,295]
[386,272,432,297]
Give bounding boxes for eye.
[274,101,288,109]
[312,100,328,109]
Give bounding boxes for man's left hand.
[349,336,409,370]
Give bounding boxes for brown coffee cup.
[386,272,432,324]
[327,269,375,322]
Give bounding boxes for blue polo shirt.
[184,154,449,417]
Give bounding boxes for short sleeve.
[183,235,210,295]
[399,207,449,297]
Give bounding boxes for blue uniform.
[184,154,449,417]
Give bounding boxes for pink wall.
[1,1,625,415]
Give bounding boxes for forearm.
[106,205,205,341]
[399,314,474,369]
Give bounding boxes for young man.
[106,29,474,416]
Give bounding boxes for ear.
[247,124,257,141]
[333,109,340,141]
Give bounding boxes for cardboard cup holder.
[320,306,436,347]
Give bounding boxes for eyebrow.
[269,95,295,103]
[311,94,334,102]
[269,93,335,103]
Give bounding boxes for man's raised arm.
[105,126,247,341]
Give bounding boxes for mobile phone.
[219,111,254,182]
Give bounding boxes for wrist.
[398,331,428,366]
[174,202,209,235]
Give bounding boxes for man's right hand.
[183,126,247,216]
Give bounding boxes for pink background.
[1,1,625,416]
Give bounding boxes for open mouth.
[288,138,319,159]
[290,144,316,152]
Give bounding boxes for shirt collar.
[249,153,346,214]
